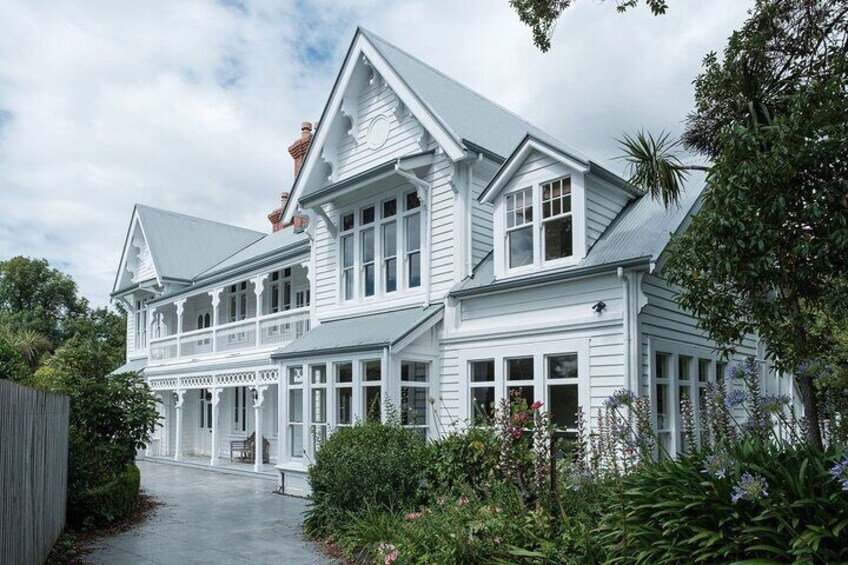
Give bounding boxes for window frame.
[336,190,424,304]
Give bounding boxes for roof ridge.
[360,28,561,147]
[135,203,265,236]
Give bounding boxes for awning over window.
[271,305,443,361]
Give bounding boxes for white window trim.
[458,339,590,430]
[493,171,587,280]
[336,189,424,305]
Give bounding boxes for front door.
[197,389,213,454]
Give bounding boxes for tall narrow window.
[541,177,573,261]
[469,360,495,425]
[361,206,376,297]
[288,366,304,458]
[654,352,671,458]
[341,212,355,301]
[270,271,280,313]
[405,193,421,288]
[134,299,148,349]
[310,365,328,454]
[506,357,535,408]
[336,363,353,427]
[547,354,579,433]
[362,360,382,422]
[383,221,397,293]
[234,386,247,433]
[401,361,429,440]
[505,188,533,268]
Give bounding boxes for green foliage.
[67,463,141,530]
[424,426,500,495]
[304,421,429,538]
[509,0,669,52]
[0,334,33,382]
[596,441,848,564]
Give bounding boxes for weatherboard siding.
[470,158,498,266]
[335,82,425,182]
[585,176,631,250]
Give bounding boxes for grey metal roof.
[196,227,310,281]
[453,183,703,296]
[271,305,443,360]
[110,357,147,376]
[361,29,609,168]
[136,205,265,282]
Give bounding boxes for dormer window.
[501,175,576,275]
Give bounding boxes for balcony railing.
[148,308,310,364]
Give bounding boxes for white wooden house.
[110,28,793,495]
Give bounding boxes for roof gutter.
[450,256,652,299]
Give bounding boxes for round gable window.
[365,115,390,150]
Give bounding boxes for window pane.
[382,199,397,218]
[289,366,303,385]
[311,389,326,423]
[401,386,428,425]
[364,386,382,422]
[362,206,375,225]
[385,258,397,293]
[361,228,375,262]
[543,215,573,260]
[548,354,577,379]
[342,213,354,231]
[364,264,375,296]
[343,270,354,300]
[470,360,495,382]
[550,384,578,429]
[363,360,381,381]
[337,387,352,424]
[336,363,353,383]
[716,362,727,384]
[405,213,421,251]
[311,365,326,385]
[471,387,496,423]
[408,252,421,288]
[508,385,534,408]
[678,355,693,382]
[507,357,534,381]
[401,361,428,382]
[656,383,669,429]
[698,359,711,382]
[405,192,421,210]
[656,352,669,380]
[508,226,533,268]
[289,425,303,458]
[289,389,303,422]
[342,235,354,267]
[383,222,397,257]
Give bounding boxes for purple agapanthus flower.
[702,452,732,480]
[759,394,790,414]
[831,457,848,492]
[604,389,635,410]
[725,390,749,409]
[732,472,769,504]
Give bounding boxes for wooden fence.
[0,379,70,565]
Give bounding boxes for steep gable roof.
[195,226,310,281]
[112,205,264,293]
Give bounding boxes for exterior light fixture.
[172,391,179,404]
[592,301,607,313]
[250,387,259,402]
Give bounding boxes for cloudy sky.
[0,0,751,306]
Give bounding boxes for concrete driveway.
[86,460,331,564]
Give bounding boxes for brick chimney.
[268,121,314,232]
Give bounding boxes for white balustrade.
[259,310,311,346]
[149,337,178,362]
[179,328,214,357]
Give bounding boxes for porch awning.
[271,305,443,360]
[109,358,147,376]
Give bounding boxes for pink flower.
[530,401,543,410]
[514,412,529,422]
[405,511,423,521]
[378,543,399,565]
[458,497,469,505]
[511,428,522,439]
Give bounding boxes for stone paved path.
[86,460,331,564]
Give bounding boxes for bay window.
[288,366,304,458]
[338,191,422,302]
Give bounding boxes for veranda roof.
[110,358,147,376]
[271,305,443,360]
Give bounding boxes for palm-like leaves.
[617,130,705,207]
[0,326,52,368]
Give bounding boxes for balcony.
[149,308,310,365]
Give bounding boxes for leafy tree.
[0,256,87,346]
[0,336,32,382]
[509,0,669,52]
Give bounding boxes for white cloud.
[0,0,751,306]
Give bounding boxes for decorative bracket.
[211,387,223,407]
[311,206,338,238]
[251,385,269,408]
[395,163,431,210]
[174,298,186,318]
[173,389,186,408]
[251,274,268,299]
[208,287,223,308]
[415,127,431,152]
[392,98,408,123]
[320,144,339,183]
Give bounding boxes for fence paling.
[0,379,70,565]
